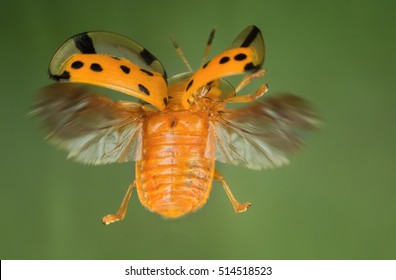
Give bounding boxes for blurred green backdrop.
[1,0,395,259]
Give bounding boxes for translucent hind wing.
[48,31,168,110]
[32,83,144,165]
[211,94,319,169]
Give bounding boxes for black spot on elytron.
[90,63,103,72]
[138,84,150,95]
[120,65,130,74]
[244,62,258,71]
[234,53,247,61]
[240,25,260,48]
[186,80,194,91]
[50,70,71,81]
[202,60,210,69]
[163,97,168,105]
[71,61,84,69]
[111,56,121,60]
[219,56,230,64]
[140,48,156,65]
[140,68,154,76]
[73,32,96,54]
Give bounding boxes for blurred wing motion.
[211,94,319,169]
[32,83,144,165]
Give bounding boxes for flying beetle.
[32,26,318,224]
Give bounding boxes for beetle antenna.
[201,27,216,65]
[169,34,193,73]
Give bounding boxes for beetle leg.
[102,181,135,225]
[224,83,268,104]
[214,170,251,213]
[235,68,266,93]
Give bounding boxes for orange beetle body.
[137,76,228,218]
[33,26,318,224]
[137,109,214,218]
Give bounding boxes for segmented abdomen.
[136,111,215,218]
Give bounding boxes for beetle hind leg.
[214,170,251,213]
[102,181,135,225]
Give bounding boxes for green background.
[1,0,395,259]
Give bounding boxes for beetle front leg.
[235,68,266,93]
[214,170,251,213]
[224,83,268,104]
[102,181,135,225]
